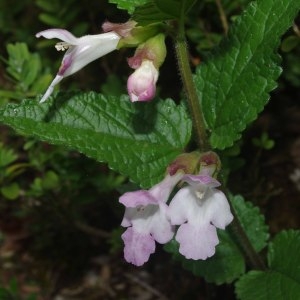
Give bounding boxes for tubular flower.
[126,33,166,102]
[168,174,233,260]
[36,29,120,103]
[119,173,183,266]
[127,60,159,102]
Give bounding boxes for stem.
[215,0,229,35]
[226,191,267,270]
[174,12,267,271]
[175,20,209,151]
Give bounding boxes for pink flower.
[102,20,137,38]
[36,29,120,103]
[127,60,159,102]
[119,173,182,266]
[126,33,166,102]
[169,174,233,260]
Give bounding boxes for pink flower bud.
[127,60,159,102]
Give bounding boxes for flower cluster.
[36,21,166,103]
[119,153,233,266]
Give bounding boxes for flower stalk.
[174,18,209,151]
[226,192,267,271]
[174,10,267,271]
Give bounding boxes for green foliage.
[165,230,245,284]
[252,132,275,150]
[0,143,18,167]
[0,93,192,188]
[133,0,197,25]
[0,143,24,200]
[281,35,300,52]
[0,277,37,300]
[231,195,269,251]
[35,0,88,34]
[108,0,149,14]
[1,182,20,200]
[153,0,196,18]
[195,0,300,149]
[165,195,269,284]
[235,230,300,300]
[0,43,52,103]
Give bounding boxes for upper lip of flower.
[36,28,120,103]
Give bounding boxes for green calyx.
[117,23,163,49]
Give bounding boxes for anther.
[55,42,70,51]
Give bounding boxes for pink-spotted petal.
[122,227,155,266]
[36,29,77,44]
[175,223,219,260]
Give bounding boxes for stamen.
[55,42,71,51]
[196,190,205,199]
[195,187,207,201]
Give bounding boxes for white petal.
[169,186,197,225]
[62,32,120,77]
[176,223,219,260]
[36,29,78,44]
[39,75,63,103]
[204,189,233,229]
[149,202,174,243]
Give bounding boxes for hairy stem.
[175,12,267,271]
[226,192,267,270]
[175,21,209,150]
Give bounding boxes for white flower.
[169,174,233,260]
[36,29,120,103]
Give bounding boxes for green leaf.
[235,230,300,300]
[0,288,12,299]
[231,195,269,252]
[165,230,245,284]
[195,0,300,149]
[133,2,174,26]
[268,230,300,285]
[42,170,59,190]
[0,143,18,167]
[0,93,191,188]
[21,54,41,87]
[133,0,196,25]
[165,195,269,284]
[281,35,300,52]
[108,0,149,14]
[1,182,20,200]
[153,0,196,18]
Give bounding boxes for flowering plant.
[0,0,300,299]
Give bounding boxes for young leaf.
[195,0,300,149]
[235,230,300,300]
[0,93,191,188]
[231,195,269,252]
[1,183,20,200]
[165,195,269,284]
[108,0,149,14]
